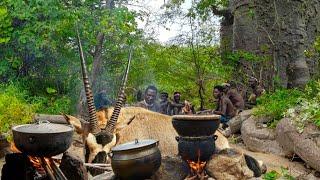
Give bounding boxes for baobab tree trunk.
[275,0,310,88]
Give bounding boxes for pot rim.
[111,139,159,152]
[172,115,220,121]
[12,123,74,134]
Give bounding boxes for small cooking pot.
[109,139,161,180]
[12,120,73,157]
[172,115,220,136]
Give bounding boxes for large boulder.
[228,110,253,134]
[241,117,288,156]
[276,118,320,171]
[206,148,254,180]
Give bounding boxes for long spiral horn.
[76,27,100,134]
[105,46,133,133]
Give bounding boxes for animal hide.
[66,107,230,157]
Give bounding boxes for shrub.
[31,95,72,115]
[285,80,320,132]
[0,84,35,134]
[253,89,303,128]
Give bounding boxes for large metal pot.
[176,135,217,162]
[12,121,73,157]
[172,115,220,136]
[109,139,161,180]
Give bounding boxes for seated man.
[134,85,160,112]
[222,83,245,113]
[213,85,236,128]
[246,77,266,108]
[168,92,185,115]
[159,92,170,115]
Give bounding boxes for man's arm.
[214,98,227,116]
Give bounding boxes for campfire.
[2,142,76,180]
[185,150,209,180]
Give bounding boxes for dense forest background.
[1,0,320,134]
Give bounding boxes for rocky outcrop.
[241,117,288,156]
[276,118,320,171]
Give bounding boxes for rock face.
[206,148,254,180]
[276,118,320,171]
[241,117,288,156]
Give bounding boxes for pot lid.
[12,121,73,134]
[111,139,158,152]
[172,115,220,121]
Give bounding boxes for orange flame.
[186,149,206,174]
[10,142,21,153]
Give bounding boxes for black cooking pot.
[172,115,220,136]
[109,139,161,180]
[176,135,217,162]
[12,121,73,157]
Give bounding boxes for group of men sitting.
[213,77,265,128]
[134,85,194,115]
[94,77,265,129]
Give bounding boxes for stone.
[241,116,288,156]
[0,134,9,158]
[155,156,189,180]
[276,118,320,171]
[206,148,254,180]
[228,109,253,134]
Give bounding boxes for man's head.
[144,85,158,105]
[160,92,168,101]
[173,92,181,103]
[213,85,224,99]
[248,77,258,88]
[221,83,231,93]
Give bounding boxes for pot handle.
[37,120,50,124]
[107,152,113,158]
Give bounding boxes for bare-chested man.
[213,85,236,128]
[135,85,160,112]
[247,77,265,108]
[159,92,170,115]
[222,83,245,112]
[168,92,185,115]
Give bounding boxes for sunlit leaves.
[0,6,12,43]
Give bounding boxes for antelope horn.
[105,46,133,133]
[76,27,100,134]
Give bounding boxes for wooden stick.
[84,163,111,167]
[83,164,113,171]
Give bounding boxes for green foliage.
[135,43,232,109]
[32,96,72,115]
[0,84,35,134]
[253,89,303,128]
[285,80,320,132]
[263,171,280,180]
[263,167,295,180]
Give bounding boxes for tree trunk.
[76,0,115,116]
